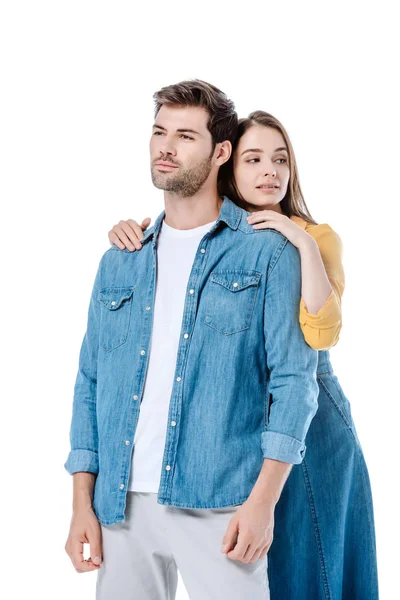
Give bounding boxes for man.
[64,79,319,599]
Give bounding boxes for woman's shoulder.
[290,215,342,251]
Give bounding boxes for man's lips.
[154,162,179,169]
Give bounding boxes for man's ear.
[215,140,232,166]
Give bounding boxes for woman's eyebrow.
[241,148,263,156]
[241,146,288,156]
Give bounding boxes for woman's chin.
[245,196,280,212]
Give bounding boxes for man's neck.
[163,189,223,230]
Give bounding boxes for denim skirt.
[268,351,379,599]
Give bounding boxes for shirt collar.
[139,196,242,246]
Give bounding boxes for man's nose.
[159,138,177,157]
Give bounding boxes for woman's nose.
[264,167,277,177]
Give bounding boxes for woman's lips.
[257,185,278,193]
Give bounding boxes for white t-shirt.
[128,217,216,492]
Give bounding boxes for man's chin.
[151,175,169,190]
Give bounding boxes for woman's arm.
[247,212,345,351]
[297,224,344,350]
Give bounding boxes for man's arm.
[64,255,103,478]
[251,238,319,503]
[63,255,107,573]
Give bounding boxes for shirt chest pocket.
[98,286,135,352]
[203,270,262,335]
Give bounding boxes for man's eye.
[153,131,164,136]
[179,134,193,140]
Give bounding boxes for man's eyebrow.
[176,128,201,135]
[152,124,201,135]
[241,146,288,156]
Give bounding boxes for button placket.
[162,234,211,497]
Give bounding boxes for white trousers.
[96,491,270,600]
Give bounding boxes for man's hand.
[65,507,103,573]
[220,496,274,563]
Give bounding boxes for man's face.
[150,104,216,196]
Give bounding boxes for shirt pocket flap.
[210,270,261,292]
[98,286,134,310]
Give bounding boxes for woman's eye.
[247,158,260,163]
[276,158,287,164]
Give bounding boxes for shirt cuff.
[261,431,306,464]
[299,290,341,329]
[64,449,99,475]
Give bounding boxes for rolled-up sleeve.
[261,238,319,464]
[300,224,345,350]
[64,255,103,476]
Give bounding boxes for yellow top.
[290,216,345,351]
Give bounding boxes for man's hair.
[153,79,238,151]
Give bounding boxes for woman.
[107,111,379,599]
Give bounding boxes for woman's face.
[233,125,290,213]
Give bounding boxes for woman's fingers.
[139,217,152,231]
[108,228,126,250]
[118,220,144,250]
[125,219,148,244]
[108,217,151,252]
[108,225,133,251]
[247,214,274,224]
[108,220,137,251]
[252,222,276,230]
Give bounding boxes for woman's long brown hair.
[218,110,318,225]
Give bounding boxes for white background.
[1,1,399,598]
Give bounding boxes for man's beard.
[151,155,213,197]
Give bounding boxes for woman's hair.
[153,79,238,152]
[218,110,318,225]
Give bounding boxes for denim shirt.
[64,196,319,525]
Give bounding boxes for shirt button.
[140,350,146,356]
[233,282,238,288]
[200,248,206,254]
[111,300,117,306]
[125,440,130,445]
[166,465,171,471]
[119,484,125,490]
[145,306,151,311]
[171,421,176,426]
[176,377,181,382]
[183,333,189,339]
[189,289,195,295]
[132,394,139,400]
